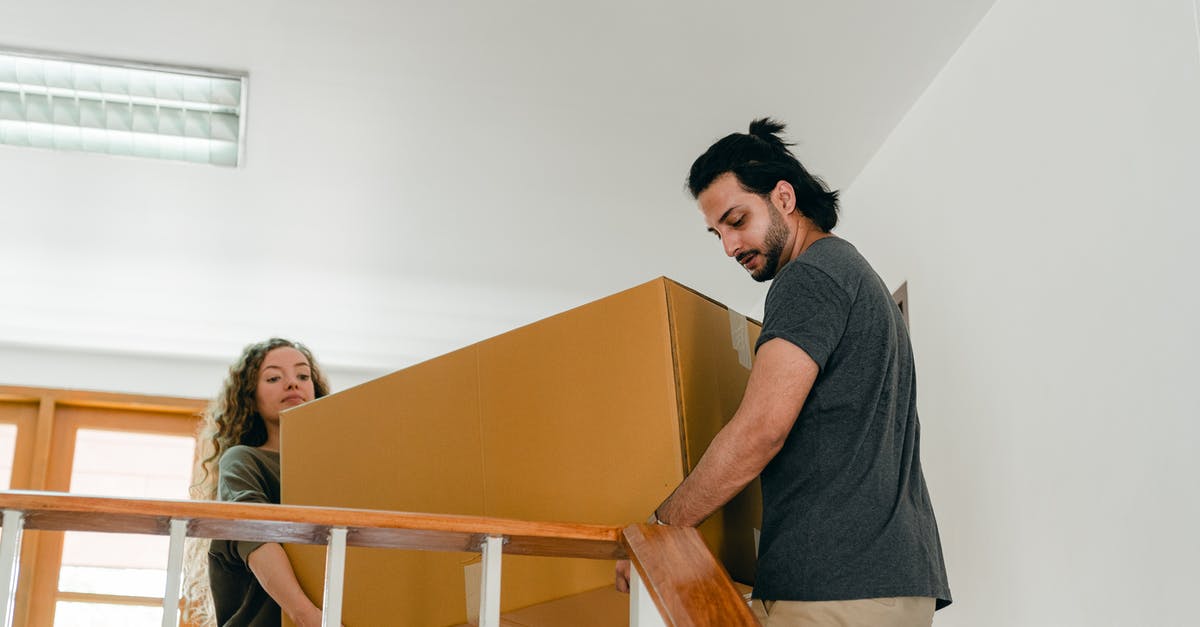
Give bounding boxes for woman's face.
[254,346,316,422]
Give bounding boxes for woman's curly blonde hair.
[195,337,330,499]
[184,338,330,624]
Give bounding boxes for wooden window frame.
[0,385,206,627]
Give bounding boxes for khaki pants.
[750,596,935,627]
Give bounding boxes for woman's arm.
[246,542,326,627]
[219,448,341,625]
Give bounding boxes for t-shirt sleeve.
[755,262,851,371]
[216,448,270,564]
[218,448,272,504]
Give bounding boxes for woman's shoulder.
[218,445,277,469]
[222,444,257,459]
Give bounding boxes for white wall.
[0,0,995,383]
[840,0,1200,624]
[0,343,387,399]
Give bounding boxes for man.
[617,118,951,626]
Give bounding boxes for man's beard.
[750,205,789,282]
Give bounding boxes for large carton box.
[447,581,753,627]
[281,277,761,626]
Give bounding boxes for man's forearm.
[655,413,782,527]
[653,338,816,527]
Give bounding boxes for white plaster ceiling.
[0,0,996,373]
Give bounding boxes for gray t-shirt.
[208,445,282,626]
[753,236,951,608]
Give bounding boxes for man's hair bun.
[748,117,791,148]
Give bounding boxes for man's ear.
[773,180,797,214]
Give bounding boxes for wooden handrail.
[622,523,758,626]
[0,491,758,626]
[0,491,623,560]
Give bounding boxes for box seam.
[663,279,689,479]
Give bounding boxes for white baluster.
[322,527,348,627]
[0,510,24,627]
[630,565,667,627]
[479,535,503,627]
[161,518,188,627]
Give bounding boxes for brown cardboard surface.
[281,277,762,625]
[478,280,684,609]
[451,586,628,627]
[450,582,754,627]
[666,281,763,584]
[282,346,486,627]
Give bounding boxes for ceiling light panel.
[0,49,246,166]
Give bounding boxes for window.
[55,429,197,626]
[0,387,206,626]
[0,423,17,488]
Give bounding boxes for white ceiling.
[0,0,996,372]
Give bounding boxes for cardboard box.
[281,277,761,626]
[448,581,754,627]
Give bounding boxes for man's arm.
[655,337,818,526]
[615,338,817,592]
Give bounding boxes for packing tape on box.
[728,309,753,369]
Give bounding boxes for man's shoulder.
[778,237,872,288]
[774,237,850,282]
[799,236,862,268]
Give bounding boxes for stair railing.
[0,491,756,627]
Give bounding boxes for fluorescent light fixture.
[0,48,247,166]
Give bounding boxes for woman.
[197,337,332,627]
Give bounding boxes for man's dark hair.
[687,117,839,232]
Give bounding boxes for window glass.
[0,422,17,488]
[58,429,195,600]
[54,601,162,627]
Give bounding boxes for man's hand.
[615,559,632,593]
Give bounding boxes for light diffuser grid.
[0,48,246,166]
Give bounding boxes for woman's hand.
[292,605,324,627]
